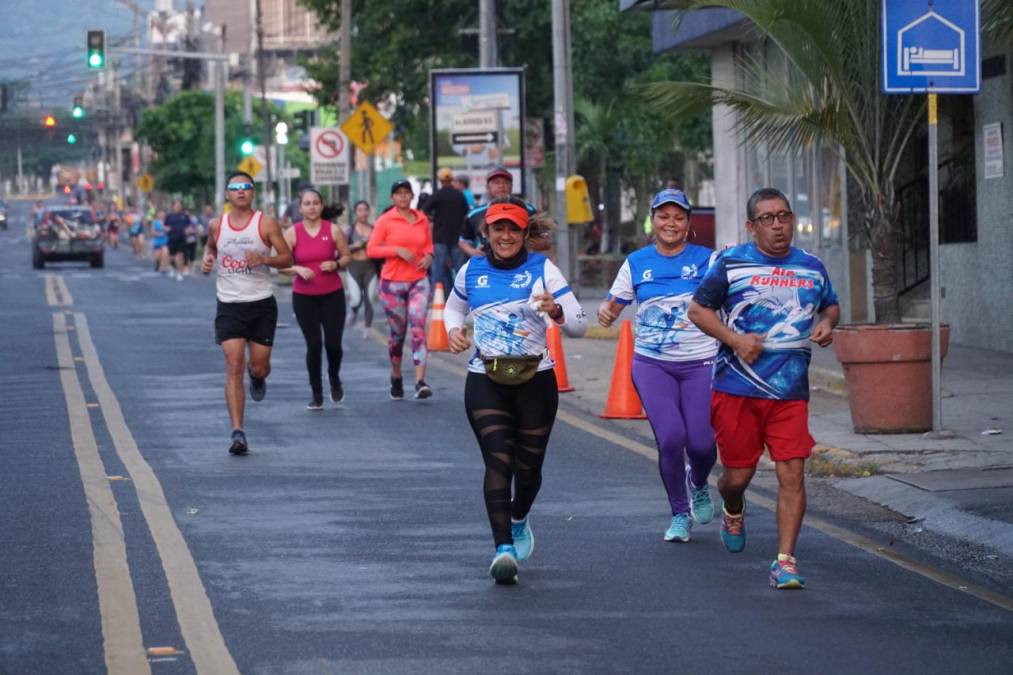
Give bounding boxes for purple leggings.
[631,354,717,516]
[378,277,430,369]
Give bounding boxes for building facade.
[621,2,1013,353]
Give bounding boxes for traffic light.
[43,114,57,128]
[274,121,288,145]
[86,30,105,70]
[239,125,255,156]
[72,96,85,119]
[67,133,77,145]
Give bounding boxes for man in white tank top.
[201,171,292,455]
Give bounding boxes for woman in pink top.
[367,179,435,400]
[281,188,352,409]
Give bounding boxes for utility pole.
[244,0,255,126]
[552,0,576,286]
[479,0,497,67]
[256,0,273,213]
[112,60,124,203]
[214,61,226,214]
[338,0,352,208]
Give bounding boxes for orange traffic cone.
[546,322,575,393]
[427,282,450,352]
[600,320,646,419]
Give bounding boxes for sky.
[0,0,149,107]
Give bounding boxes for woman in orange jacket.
[367,180,435,400]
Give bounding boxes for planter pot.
[832,323,950,434]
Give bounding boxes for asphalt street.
[2,198,1012,674]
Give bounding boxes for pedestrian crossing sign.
[340,101,393,155]
[238,156,263,180]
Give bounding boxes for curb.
[810,365,847,397]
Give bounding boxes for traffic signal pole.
[551,0,576,289]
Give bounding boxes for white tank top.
[215,210,274,303]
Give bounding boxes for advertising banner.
[430,68,526,198]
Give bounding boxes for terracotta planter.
[832,323,949,434]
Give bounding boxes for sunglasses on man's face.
[227,182,254,192]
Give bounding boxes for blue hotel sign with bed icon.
[882,0,980,93]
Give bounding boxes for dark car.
[32,206,104,268]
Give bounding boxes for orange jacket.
[367,208,434,282]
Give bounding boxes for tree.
[641,0,936,323]
[135,91,278,204]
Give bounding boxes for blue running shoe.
[769,554,806,589]
[687,474,714,525]
[511,518,535,561]
[489,544,518,584]
[664,513,692,542]
[720,499,746,553]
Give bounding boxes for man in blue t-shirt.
[688,187,840,590]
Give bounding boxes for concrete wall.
[941,48,1013,352]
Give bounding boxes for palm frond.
[984,0,1013,46]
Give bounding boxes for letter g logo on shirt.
[477,275,490,288]
[641,269,653,282]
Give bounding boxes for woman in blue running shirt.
[444,197,587,585]
[598,188,719,543]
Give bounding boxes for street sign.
[281,167,302,180]
[238,156,263,181]
[136,174,154,193]
[882,0,980,93]
[452,131,499,145]
[452,110,497,134]
[339,101,393,155]
[309,127,349,186]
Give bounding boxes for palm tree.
[640,0,983,323]
[575,98,622,254]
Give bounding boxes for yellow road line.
[422,343,1013,613]
[52,313,151,675]
[73,312,240,675]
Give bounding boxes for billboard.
[430,68,526,198]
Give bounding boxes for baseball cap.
[651,188,692,213]
[437,167,454,182]
[485,202,529,230]
[486,166,513,182]
[390,179,413,195]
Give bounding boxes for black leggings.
[292,290,346,396]
[465,370,559,547]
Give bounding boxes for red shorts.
[710,391,814,468]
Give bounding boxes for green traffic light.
[67,134,77,144]
[72,105,85,119]
[240,140,255,156]
[88,53,103,68]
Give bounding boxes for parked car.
[32,206,104,269]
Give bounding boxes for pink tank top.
[292,220,343,296]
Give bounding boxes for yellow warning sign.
[136,174,155,193]
[238,156,263,179]
[340,101,393,155]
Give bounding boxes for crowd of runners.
[191,163,839,591]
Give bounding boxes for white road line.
[73,312,240,674]
[52,313,151,675]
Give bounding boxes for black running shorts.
[214,296,278,346]
[168,238,187,256]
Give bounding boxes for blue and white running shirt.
[444,252,588,374]
[607,243,718,362]
[692,242,839,401]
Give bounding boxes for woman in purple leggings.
[597,188,718,542]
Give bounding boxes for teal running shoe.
[663,513,692,542]
[511,518,535,561]
[489,544,518,584]
[720,499,746,553]
[687,475,714,525]
[769,554,806,589]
